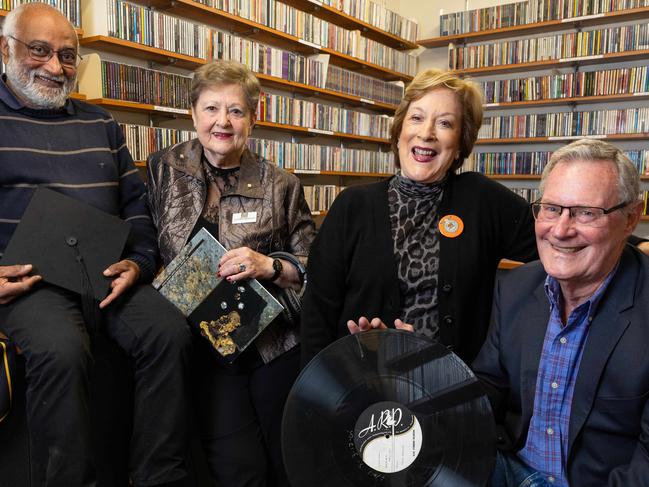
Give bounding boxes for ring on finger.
[238,263,246,273]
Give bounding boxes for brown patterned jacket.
[146,138,316,362]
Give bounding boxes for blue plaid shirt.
[518,266,618,486]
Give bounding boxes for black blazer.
[473,246,649,486]
[301,172,537,367]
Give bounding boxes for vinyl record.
[282,330,495,486]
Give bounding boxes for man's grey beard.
[5,55,76,109]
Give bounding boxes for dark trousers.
[196,343,300,487]
[0,283,192,487]
[490,451,552,487]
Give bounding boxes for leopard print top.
[388,174,445,340]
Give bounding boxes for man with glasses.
[474,138,649,486]
[0,4,191,487]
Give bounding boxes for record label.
[353,401,422,473]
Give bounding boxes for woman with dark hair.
[300,68,538,367]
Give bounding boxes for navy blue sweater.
[0,76,158,281]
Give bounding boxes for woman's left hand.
[219,246,274,282]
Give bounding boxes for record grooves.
[282,330,495,486]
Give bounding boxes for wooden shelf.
[141,0,413,82]
[476,134,649,145]
[80,36,206,70]
[485,174,541,180]
[133,162,390,180]
[288,169,393,177]
[470,173,649,180]
[254,120,390,144]
[280,0,418,50]
[452,49,649,77]
[642,216,649,221]
[484,92,649,110]
[85,97,389,144]
[70,92,86,100]
[419,6,649,47]
[79,37,397,113]
[87,98,192,118]
[255,73,397,113]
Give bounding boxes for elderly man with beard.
[0,4,192,487]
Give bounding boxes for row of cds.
[302,184,344,213]
[478,107,649,139]
[643,191,649,215]
[511,187,541,203]
[107,0,210,59]
[450,22,649,70]
[106,0,416,76]
[257,91,392,139]
[192,0,417,74]
[319,0,418,42]
[210,30,327,88]
[0,0,80,26]
[101,61,193,110]
[325,65,403,106]
[461,150,649,175]
[481,66,649,103]
[98,58,400,116]
[118,123,395,176]
[248,138,395,174]
[193,0,417,43]
[440,0,649,36]
[119,124,196,161]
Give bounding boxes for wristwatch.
[271,258,283,281]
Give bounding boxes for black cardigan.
[300,172,538,366]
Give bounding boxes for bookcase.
[2,0,420,217]
[417,0,649,231]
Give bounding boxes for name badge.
[232,211,257,224]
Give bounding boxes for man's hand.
[0,264,41,305]
[99,259,140,309]
[347,316,414,335]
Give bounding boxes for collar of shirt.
[543,260,620,327]
[0,74,75,115]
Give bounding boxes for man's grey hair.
[1,3,78,47]
[540,139,641,211]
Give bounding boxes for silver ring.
[238,263,246,273]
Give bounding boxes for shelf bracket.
[150,113,179,125]
[149,0,176,12]
[147,58,177,69]
[239,27,260,38]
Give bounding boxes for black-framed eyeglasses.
[6,35,82,67]
[531,200,629,226]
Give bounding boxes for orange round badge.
[439,215,464,238]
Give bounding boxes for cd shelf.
[81,98,390,145]
[253,121,390,145]
[476,134,649,144]
[419,6,649,47]
[484,93,649,110]
[124,0,415,81]
[280,0,419,50]
[78,38,398,113]
[452,49,649,77]
[288,169,393,178]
